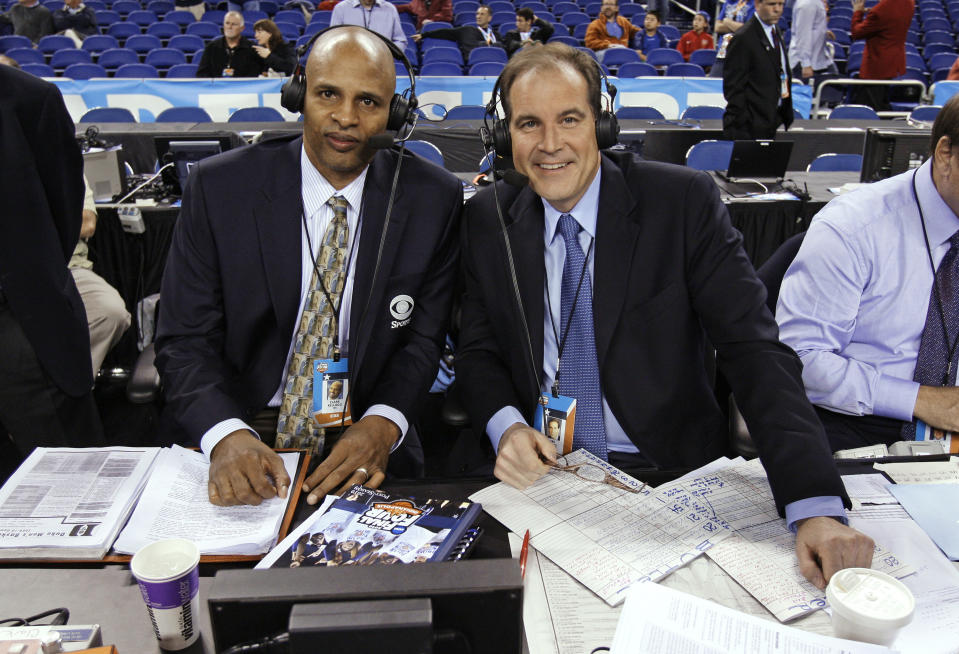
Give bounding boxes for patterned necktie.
[557,214,608,460]
[903,230,959,439]
[275,195,351,455]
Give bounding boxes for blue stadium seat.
[80,106,137,122]
[468,61,504,75]
[521,1,549,12]
[112,0,140,15]
[37,34,75,55]
[145,47,186,69]
[561,11,591,27]
[909,104,942,122]
[646,48,683,67]
[274,9,306,25]
[114,62,160,77]
[616,61,657,77]
[0,35,32,52]
[828,104,880,119]
[155,106,213,121]
[689,48,715,68]
[685,140,734,170]
[186,21,220,38]
[667,62,705,77]
[168,34,204,52]
[807,153,862,172]
[51,48,92,70]
[548,34,579,46]
[107,22,142,40]
[933,66,953,82]
[202,9,226,23]
[85,0,106,9]
[229,106,285,121]
[420,61,463,75]
[658,24,680,41]
[243,10,269,24]
[601,48,641,67]
[618,3,643,18]
[146,0,175,15]
[423,47,463,64]
[405,140,445,167]
[146,21,182,40]
[467,45,507,65]
[423,21,455,31]
[20,62,56,77]
[681,104,724,119]
[615,106,665,119]
[922,42,956,59]
[928,51,958,71]
[444,104,489,119]
[166,62,199,76]
[572,22,589,39]
[98,47,139,70]
[486,0,514,13]
[126,34,164,53]
[490,10,516,27]
[165,9,197,25]
[94,9,121,27]
[551,1,578,16]
[274,21,301,40]
[64,62,108,78]
[128,9,159,26]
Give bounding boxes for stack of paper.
[0,447,160,559]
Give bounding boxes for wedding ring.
[355,467,369,480]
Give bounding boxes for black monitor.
[726,140,794,179]
[207,559,523,654]
[153,134,243,195]
[859,127,931,182]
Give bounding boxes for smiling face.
[506,63,600,214]
[302,28,395,190]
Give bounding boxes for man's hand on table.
[494,423,557,489]
[208,430,290,506]
[302,415,398,505]
[795,516,875,589]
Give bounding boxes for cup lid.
[826,568,915,628]
[130,538,200,582]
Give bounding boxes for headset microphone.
[367,133,399,150]
[501,168,529,187]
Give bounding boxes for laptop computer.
[725,140,794,181]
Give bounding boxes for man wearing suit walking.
[0,64,103,468]
[457,43,874,589]
[156,26,462,507]
[722,0,793,140]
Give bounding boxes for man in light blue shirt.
[331,0,407,48]
[778,96,959,450]
[787,0,837,90]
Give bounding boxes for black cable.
[433,628,473,654]
[221,631,289,654]
[0,607,70,626]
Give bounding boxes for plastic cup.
[130,538,201,651]
[826,568,915,646]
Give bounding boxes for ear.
[935,135,953,176]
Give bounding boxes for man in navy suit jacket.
[0,64,103,464]
[457,43,874,589]
[156,27,462,506]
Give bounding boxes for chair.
[98,47,139,70]
[126,34,164,54]
[616,61,657,77]
[684,139,734,171]
[573,22,589,40]
[127,10,159,27]
[923,16,952,30]
[601,48,641,68]
[422,46,463,65]
[689,48,716,68]
[107,22,142,41]
[405,140,445,167]
[645,47,684,67]
[114,62,159,77]
[927,51,958,71]
[467,45,508,66]
[922,42,956,60]
[924,29,955,46]
[165,9,196,25]
[112,0,140,15]
[275,21,301,40]
[186,21,220,38]
[807,153,862,172]
[146,21,182,40]
[561,11,591,27]
[0,35,32,53]
[551,1,578,16]
[444,104,489,119]
[20,62,56,77]
[145,47,186,69]
[63,62,108,79]
[274,9,306,26]
[420,61,463,75]
[828,104,880,119]
[50,48,92,70]
[242,9,269,24]
[394,61,409,76]
[6,47,45,66]
[146,0,175,15]
[167,34,204,53]
[681,105,724,120]
[79,106,137,122]
[909,104,942,123]
[165,62,198,77]
[619,2,643,18]
[155,106,213,122]
[82,34,120,55]
[422,20,455,31]
[667,62,705,77]
[933,66,953,82]
[468,61,505,75]
[37,34,75,56]
[94,9,121,26]
[615,106,665,119]
[228,106,285,121]
[547,34,579,46]
[658,24,680,41]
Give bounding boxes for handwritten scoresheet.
[470,450,734,606]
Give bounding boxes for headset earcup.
[595,111,620,150]
[280,73,306,114]
[491,118,511,158]
[386,93,409,132]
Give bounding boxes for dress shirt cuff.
[784,496,848,533]
[487,406,527,454]
[873,375,920,422]
[362,404,409,453]
[200,418,260,460]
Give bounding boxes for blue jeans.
[227,0,259,11]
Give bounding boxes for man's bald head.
[305,26,396,85]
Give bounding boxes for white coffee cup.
[826,568,915,646]
[130,538,202,651]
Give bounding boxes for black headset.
[280,25,418,134]
[482,56,621,156]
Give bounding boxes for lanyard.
[912,169,959,384]
[301,200,362,361]
[544,231,595,397]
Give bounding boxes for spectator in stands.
[0,64,104,462]
[175,0,205,22]
[53,0,98,48]
[677,11,714,61]
[850,0,914,112]
[777,95,959,452]
[397,0,452,31]
[502,7,553,57]
[72,181,131,376]
[331,0,407,48]
[710,0,754,78]
[411,5,504,59]
[197,12,265,77]
[722,0,792,139]
[636,10,666,62]
[228,0,260,13]
[4,0,54,43]
[788,0,837,92]
[253,18,297,75]
[584,0,641,63]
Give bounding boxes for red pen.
[519,529,531,579]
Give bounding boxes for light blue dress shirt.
[778,160,959,421]
[330,0,408,48]
[787,0,834,72]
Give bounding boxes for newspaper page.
[0,447,160,559]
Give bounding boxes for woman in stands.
[251,19,297,76]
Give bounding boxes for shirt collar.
[916,158,959,248]
[758,16,776,46]
[300,144,369,220]
[543,160,602,245]
[351,0,383,7]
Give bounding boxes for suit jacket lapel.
[255,137,304,344]
[593,155,640,369]
[506,186,546,400]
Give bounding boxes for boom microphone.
[367,133,397,149]
[501,168,529,187]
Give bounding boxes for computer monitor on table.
[83,147,128,203]
[725,140,794,180]
[153,135,243,195]
[860,128,931,183]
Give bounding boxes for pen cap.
[826,568,915,646]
